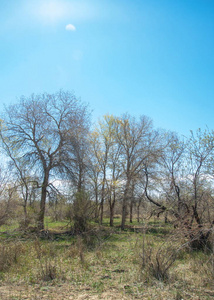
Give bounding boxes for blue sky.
[0,0,214,135]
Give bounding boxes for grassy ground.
[0,219,213,299]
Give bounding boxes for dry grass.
[0,240,24,272]
[0,223,214,299]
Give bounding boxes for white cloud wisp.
[65,24,76,31]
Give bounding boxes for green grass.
[44,217,71,231]
[0,221,19,232]
[0,217,70,233]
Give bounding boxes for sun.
[37,0,69,23]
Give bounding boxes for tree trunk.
[23,202,28,227]
[100,200,104,225]
[130,200,133,223]
[100,176,106,225]
[137,197,142,223]
[110,204,114,227]
[121,200,127,230]
[38,174,49,230]
[137,204,140,223]
[121,180,130,230]
[94,188,99,222]
[109,187,116,227]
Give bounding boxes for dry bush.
[0,211,8,226]
[0,199,14,226]
[33,239,63,281]
[141,241,176,281]
[72,191,94,233]
[0,241,23,272]
[140,230,188,282]
[184,225,213,251]
[39,259,58,281]
[18,206,39,230]
[202,253,214,284]
[47,194,68,222]
[66,237,85,261]
[81,227,111,250]
[174,214,213,252]
[66,243,80,258]
[77,236,86,265]
[196,230,214,286]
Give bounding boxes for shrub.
[72,191,94,233]
[0,241,23,272]
[33,239,63,281]
[140,231,187,282]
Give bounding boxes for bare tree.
[87,154,102,222]
[0,90,90,230]
[0,130,40,227]
[0,164,13,226]
[183,129,214,248]
[115,114,154,230]
[160,131,186,217]
[90,115,118,224]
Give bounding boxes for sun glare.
[38,1,68,23]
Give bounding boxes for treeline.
[0,91,214,246]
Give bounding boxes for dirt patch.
[0,283,132,300]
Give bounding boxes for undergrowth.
[0,222,213,299]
